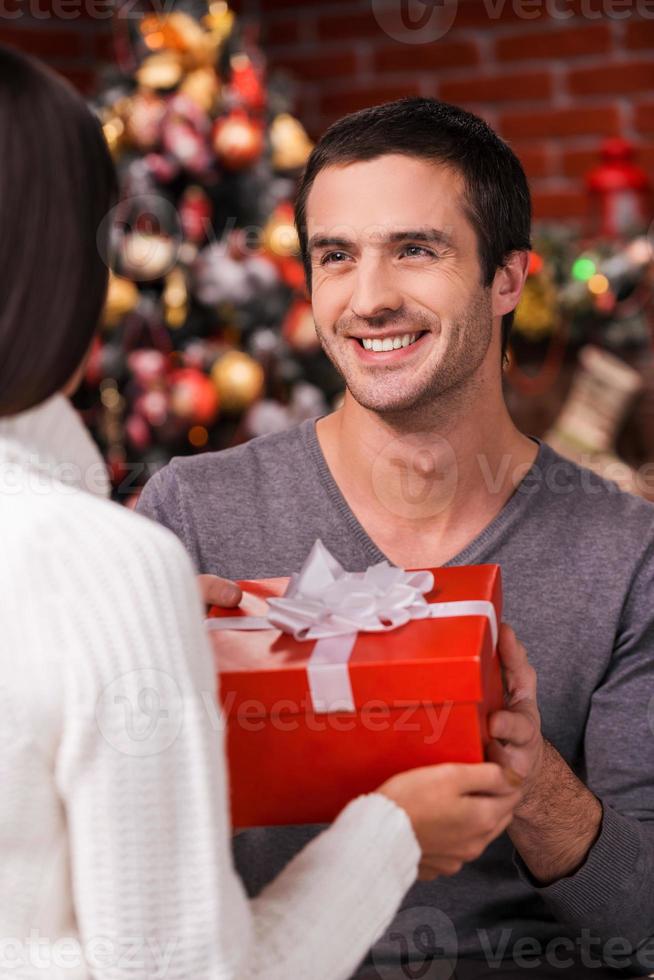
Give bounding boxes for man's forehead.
[305,156,467,242]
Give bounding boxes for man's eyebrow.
[388,228,455,248]
[307,227,455,254]
[307,234,352,254]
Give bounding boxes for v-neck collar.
[301,415,547,568]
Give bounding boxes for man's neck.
[315,390,539,567]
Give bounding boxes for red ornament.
[229,53,266,113]
[170,367,219,425]
[180,185,213,244]
[212,110,264,171]
[585,139,652,238]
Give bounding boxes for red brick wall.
[3,0,653,221]
[238,0,654,223]
[0,1,116,94]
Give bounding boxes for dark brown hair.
[294,97,532,361]
[0,45,117,417]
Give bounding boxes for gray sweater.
[137,419,654,976]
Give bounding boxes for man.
[138,98,654,977]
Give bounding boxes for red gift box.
[207,560,504,827]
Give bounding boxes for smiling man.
[137,98,654,977]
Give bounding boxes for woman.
[0,46,521,979]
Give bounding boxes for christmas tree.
[76,0,341,500]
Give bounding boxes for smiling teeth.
[361,332,420,352]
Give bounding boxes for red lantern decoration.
[585,139,652,239]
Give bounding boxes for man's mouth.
[354,331,428,352]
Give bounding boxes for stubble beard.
[314,289,494,423]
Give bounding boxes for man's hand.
[485,624,602,884]
[486,623,545,817]
[197,574,242,609]
[378,762,524,880]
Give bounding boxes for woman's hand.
[197,574,242,609]
[378,762,524,880]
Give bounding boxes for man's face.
[305,154,497,415]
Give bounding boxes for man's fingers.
[198,574,242,608]
[488,709,535,746]
[498,624,537,699]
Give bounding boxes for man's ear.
[492,250,530,319]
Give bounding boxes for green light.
[572,256,597,282]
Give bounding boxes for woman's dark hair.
[294,97,532,361]
[0,45,117,417]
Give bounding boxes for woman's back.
[0,393,419,978]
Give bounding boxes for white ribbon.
[208,539,498,713]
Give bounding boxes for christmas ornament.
[262,201,300,258]
[163,268,189,328]
[136,51,184,91]
[270,113,313,171]
[170,367,220,425]
[228,53,266,112]
[180,66,221,113]
[211,350,264,411]
[179,185,212,243]
[103,274,139,329]
[120,231,177,281]
[202,0,235,45]
[212,110,264,170]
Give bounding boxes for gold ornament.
[120,233,176,281]
[103,274,139,329]
[163,268,188,329]
[202,1,235,46]
[270,113,313,171]
[180,67,221,112]
[136,51,183,91]
[262,204,300,258]
[211,350,264,412]
[102,112,125,156]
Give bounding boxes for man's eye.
[402,245,436,258]
[321,251,349,265]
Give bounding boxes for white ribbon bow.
[265,539,435,639]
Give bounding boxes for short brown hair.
[0,46,117,416]
[294,97,532,361]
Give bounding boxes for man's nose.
[349,255,403,321]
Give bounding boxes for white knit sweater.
[0,394,420,980]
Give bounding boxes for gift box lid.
[209,563,502,714]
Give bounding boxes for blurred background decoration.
[3,0,654,501]
[73,0,340,494]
